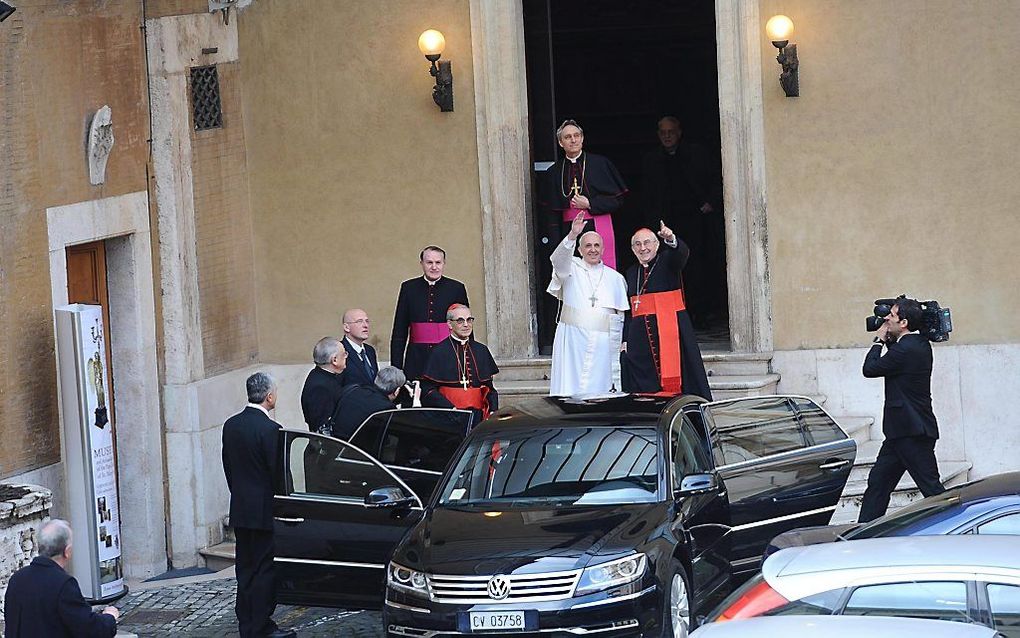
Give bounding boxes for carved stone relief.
[87,105,114,186]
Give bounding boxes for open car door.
[349,407,474,502]
[700,395,857,575]
[274,430,425,609]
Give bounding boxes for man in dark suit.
[333,366,404,438]
[300,336,347,434]
[858,298,945,523]
[3,519,119,637]
[340,308,379,388]
[222,372,294,638]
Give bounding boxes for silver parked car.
[704,535,1020,637]
[690,615,1003,637]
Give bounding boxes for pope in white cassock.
[547,212,629,396]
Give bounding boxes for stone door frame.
[471,0,772,357]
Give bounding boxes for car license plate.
[468,610,527,632]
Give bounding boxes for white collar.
[344,336,365,354]
[897,330,921,342]
[566,152,582,163]
[247,403,271,417]
[451,334,469,345]
[423,275,441,286]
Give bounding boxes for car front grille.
[428,568,582,604]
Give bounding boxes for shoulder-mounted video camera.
[866,294,953,342]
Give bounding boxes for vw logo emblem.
[487,575,511,600]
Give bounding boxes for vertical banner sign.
[55,304,126,602]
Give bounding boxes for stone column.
[715,0,773,354]
[470,0,537,359]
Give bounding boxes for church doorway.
[523,0,729,354]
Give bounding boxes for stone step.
[496,373,782,405]
[198,541,236,571]
[837,416,875,445]
[848,440,964,483]
[831,460,971,525]
[496,352,774,382]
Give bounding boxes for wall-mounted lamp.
[0,2,17,23]
[418,29,454,112]
[766,15,799,97]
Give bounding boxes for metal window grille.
[190,65,222,131]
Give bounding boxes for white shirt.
[345,336,365,356]
[246,403,271,417]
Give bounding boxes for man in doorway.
[340,308,378,388]
[640,116,725,325]
[858,297,944,523]
[221,372,294,638]
[547,212,629,396]
[541,120,628,269]
[622,223,712,400]
[421,304,499,422]
[390,246,470,381]
[4,519,119,637]
[300,336,347,435]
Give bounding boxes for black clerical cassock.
[390,276,469,380]
[622,241,712,400]
[541,151,628,269]
[421,336,499,422]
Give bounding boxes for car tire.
[661,565,692,638]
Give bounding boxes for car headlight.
[575,553,647,596]
[387,562,429,598]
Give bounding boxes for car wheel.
[663,568,692,638]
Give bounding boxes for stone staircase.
[197,350,970,568]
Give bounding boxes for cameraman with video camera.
[858,296,945,522]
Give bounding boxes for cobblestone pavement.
[117,577,384,637]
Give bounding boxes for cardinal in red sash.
[621,222,712,400]
[421,304,499,423]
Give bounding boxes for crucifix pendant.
[632,296,641,311]
[589,294,598,307]
[570,178,581,198]
[460,376,469,389]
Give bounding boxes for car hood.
[394,502,666,575]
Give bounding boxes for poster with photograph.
[55,304,124,600]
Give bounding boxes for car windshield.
[438,425,661,507]
[848,493,960,539]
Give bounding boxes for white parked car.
[690,615,1003,637]
[704,535,1020,637]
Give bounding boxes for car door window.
[977,513,1020,535]
[380,409,471,472]
[285,431,412,502]
[670,413,712,486]
[842,581,970,622]
[706,397,805,466]
[791,396,845,446]
[988,584,1020,638]
[348,412,389,459]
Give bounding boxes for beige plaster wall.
[237,0,486,363]
[760,0,1020,350]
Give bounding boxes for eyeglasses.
[631,238,658,248]
[451,317,475,325]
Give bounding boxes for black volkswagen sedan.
[270,394,856,637]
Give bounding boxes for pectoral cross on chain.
[589,293,599,307]
[570,178,581,199]
[460,375,469,389]
[632,297,641,312]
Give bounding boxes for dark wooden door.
[66,241,118,446]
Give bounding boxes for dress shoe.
[266,630,296,638]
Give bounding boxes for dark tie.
[361,350,374,378]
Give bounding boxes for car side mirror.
[675,473,719,498]
[365,486,415,509]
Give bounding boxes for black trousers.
[234,527,278,637]
[858,435,945,523]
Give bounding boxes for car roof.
[691,615,998,638]
[765,535,1020,588]
[478,394,702,431]
[955,470,1020,502]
